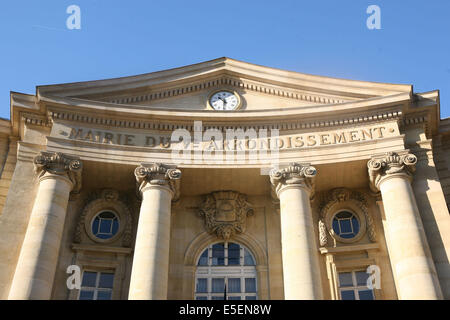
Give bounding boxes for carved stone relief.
[74,189,133,247]
[318,188,376,246]
[198,191,254,240]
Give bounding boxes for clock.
[208,90,241,111]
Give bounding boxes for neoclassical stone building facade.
[0,58,449,300]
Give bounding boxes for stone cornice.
[36,57,412,99]
[134,163,181,200]
[46,105,403,132]
[367,151,417,192]
[34,151,83,193]
[104,75,351,106]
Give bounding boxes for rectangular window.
[79,271,114,300]
[338,270,374,300]
[196,278,208,293]
[211,278,225,293]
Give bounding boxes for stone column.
[270,163,323,299]
[128,163,181,300]
[368,151,443,299]
[8,152,82,300]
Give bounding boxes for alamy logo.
[66,265,81,290]
[366,265,381,289]
[170,121,280,174]
[366,5,381,30]
[66,5,81,30]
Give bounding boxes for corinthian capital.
[34,151,83,193]
[269,163,317,198]
[367,151,417,192]
[134,163,182,200]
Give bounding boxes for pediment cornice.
[36,57,413,103]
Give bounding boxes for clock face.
[209,91,240,110]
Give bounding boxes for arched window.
[195,242,257,300]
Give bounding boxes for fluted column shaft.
[128,163,181,300]
[368,152,443,299]
[270,163,323,299]
[8,152,82,300]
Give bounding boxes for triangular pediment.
[36,57,413,111]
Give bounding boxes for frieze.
[52,122,399,152]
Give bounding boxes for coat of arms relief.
[198,191,254,240]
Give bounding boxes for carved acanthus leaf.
[34,151,83,193]
[368,152,417,192]
[269,163,317,198]
[134,163,181,200]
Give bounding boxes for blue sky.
[1,0,449,119]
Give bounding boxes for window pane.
[245,278,256,293]
[355,271,369,286]
[244,249,255,266]
[92,219,100,235]
[196,278,207,293]
[228,243,240,265]
[212,278,225,293]
[338,272,353,287]
[228,296,241,300]
[196,296,207,300]
[79,290,94,300]
[198,249,208,266]
[211,296,225,300]
[100,211,116,219]
[358,289,374,300]
[228,278,241,293]
[99,273,114,289]
[340,290,356,300]
[246,296,257,300]
[332,220,339,235]
[97,290,112,300]
[99,219,113,234]
[212,244,225,266]
[352,217,360,234]
[339,219,352,233]
[81,272,97,287]
[111,219,119,235]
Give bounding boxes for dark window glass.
[355,271,369,286]
[332,211,359,239]
[244,248,255,266]
[81,272,97,287]
[97,291,112,300]
[228,278,241,293]
[228,243,240,265]
[246,296,257,300]
[92,211,119,240]
[212,243,225,266]
[212,278,225,293]
[196,296,207,300]
[99,273,114,289]
[198,249,208,266]
[358,290,374,300]
[341,290,356,300]
[196,278,207,293]
[245,278,256,293]
[79,290,94,300]
[338,272,353,287]
[228,296,241,300]
[340,219,352,233]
